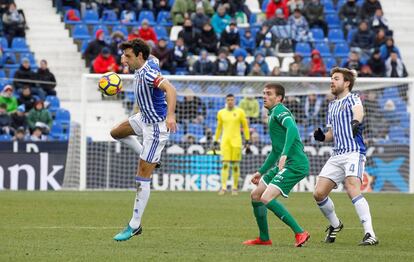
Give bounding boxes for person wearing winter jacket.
[36,60,57,96]
[92,47,119,73]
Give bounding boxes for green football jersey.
[259,103,309,175]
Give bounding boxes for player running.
[313,67,378,246]
[243,83,310,247]
[110,38,177,241]
[214,94,250,195]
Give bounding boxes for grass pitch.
[1,191,413,261]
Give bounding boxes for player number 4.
[349,164,355,173]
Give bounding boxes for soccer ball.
[98,72,123,96]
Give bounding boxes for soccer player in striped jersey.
[110,38,177,241]
[313,67,378,246]
[243,83,310,247]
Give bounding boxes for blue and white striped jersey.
[327,92,366,155]
[133,57,167,124]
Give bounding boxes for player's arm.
[214,111,222,142]
[157,78,177,132]
[258,149,277,175]
[351,104,364,137]
[240,110,250,142]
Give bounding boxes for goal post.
[67,74,414,193]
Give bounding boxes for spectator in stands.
[360,65,373,77]
[10,104,27,132]
[266,0,289,20]
[292,53,309,75]
[136,0,153,10]
[256,25,277,49]
[248,62,265,76]
[385,51,408,78]
[154,0,171,17]
[138,19,158,47]
[121,4,136,24]
[308,49,326,76]
[171,0,214,25]
[303,0,328,37]
[214,49,232,75]
[30,125,47,141]
[192,49,214,75]
[367,49,385,77]
[287,0,304,13]
[339,0,361,37]
[257,31,276,56]
[152,37,173,73]
[284,95,304,124]
[374,28,386,48]
[288,8,313,42]
[14,58,46,99]
[199,127,213,144]
[192,5,209,31]
[2,2,26,45]
[13,127,26,141]
[171,37,189,72]
[343,51,363,74]
[211,4,231,36]
[0,85,17,112]
[379,37,401,61]
[128,26,141,41]
[371,8,389,33]
[109,31,126,66]
[36,60,57,96]
[239,87,260,124]
[66,9,81,22]
[83,29,107,67]
[360,0,382,20]
[0,103,11,135]
[220,20,240,52]
[17,85,35,112]
[289,62,302,76]
[350,21,375,56]
[80,0,98,18]
[178,18,201,54]
[264,8,287,27]
[270,66,282,76]
[362,90,382,141]
[27,100,52,133]
[198,22,218,54]
[214,0,251,19]
[92,47,119,73]
[252,52,269,75]
[240,28,255,55]
[303,92,323,127]
[176,87,206,132]
[232,48,249,76]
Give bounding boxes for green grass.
[0,192,413,261]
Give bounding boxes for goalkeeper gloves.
[212,141,219,155]
[351,120,361,138]
[314,128,325,142]
[245,141,252,154]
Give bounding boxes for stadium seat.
[82,9,100,24]
[8,68,17,79]
[187,123,204,140]
[2,52,17,65]
[347,28,357,43]
[138,10,155,25]
[50,122,64,134]
[265,56,280,70]
[280,56,294,73]
[315,42,331,57]
[55,108,71,125]
[157,11,172,27]
[250,123,265,137]
[328,29,345,44]
[154,25,168,39]
[112,25,128,37]
[0,37,10,51]
[187,83,203,93]
[81,39,92,54]
[169,26,183,41]
[261,0,269,12]
[333,42,350,58]
[72,24,91,40]
[11,37,29,52]
[92,24,109,37]
[46,96,60,109]
[19,52,36,65]
[245,0,261,14]
[295,42,312,57]
[101,9,119,25]
[323,56,337,71]
[0,134,12,141]
[226,84,242,95]
[0,69,5,79]
[206,85,222,94]
[325,14,341,29]
[311,28,325,42]
[64,9,82,25]
[323,0,336,15]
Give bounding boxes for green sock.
[252,201,269,241]
[265,199,304,234]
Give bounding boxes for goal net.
[63,74,414,193]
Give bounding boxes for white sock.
[119,136,143,155]
[129,177,151,229]
[352,195,375,237]
[317,197,341,228]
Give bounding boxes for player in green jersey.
[243,83,310,247]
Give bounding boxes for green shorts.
[261,166,308,198]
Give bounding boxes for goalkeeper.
[214,94,250,195]
[243,83,310,247]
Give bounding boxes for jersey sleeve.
[349,93,362,107]
[214,110,223,142]
[144,69,166,88]
[239,109,250,141]
[326,102,333,128]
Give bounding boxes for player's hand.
[278,155,287,170]
[244,141,252,154]
[251,172,261,185]
[212,141,220,154]
[166,114,177,133]
[351,120,361,138]
[314,128,325,142]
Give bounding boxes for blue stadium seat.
[157,11,172,27]
[50,122,64,134]
[347,28,357,43]
[92,24,109,37]
[138,10,155,25]
[161,70,171,75]
[64,9,82,25]
[0,69,5,79]
[295,42,312,57]
[170,128,184,143]
[315,42,331,56]
[226,84,241,95]
[72,24,91,40]
[8,68,17,79]
[55,108,71,125]
[205,85,222,94]
[120,10,137,25]
[388,126,408,144]
[2,52,16,65]
[333,42,350,58]
[323,56,337,71]
[0,134,12,141]
[323,0,336,14]
[101,9,119,25]
[154,25,168,39]
[311,28,325,42]
[250,123,265,137]
[81,39,92,54]
[11,37,29,52]
[112,24,129,37]
[187,83,203,93]
[82,9,100,24]
[325,14,341,29]
[19,52,36,65]
[261,0,269,12]
[0,37,10,51]
[328,29,345,44]
[46,96,60,109]
[187,123,204,140]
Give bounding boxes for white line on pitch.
[6,226,363,230]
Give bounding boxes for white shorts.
[318,152,366,187]
[128,113,170,163]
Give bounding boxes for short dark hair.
[330,67,357,91]
[119,38,151,60]
[264,83,285,101]
[226,94,234,98]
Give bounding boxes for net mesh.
[63,74,412,193]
